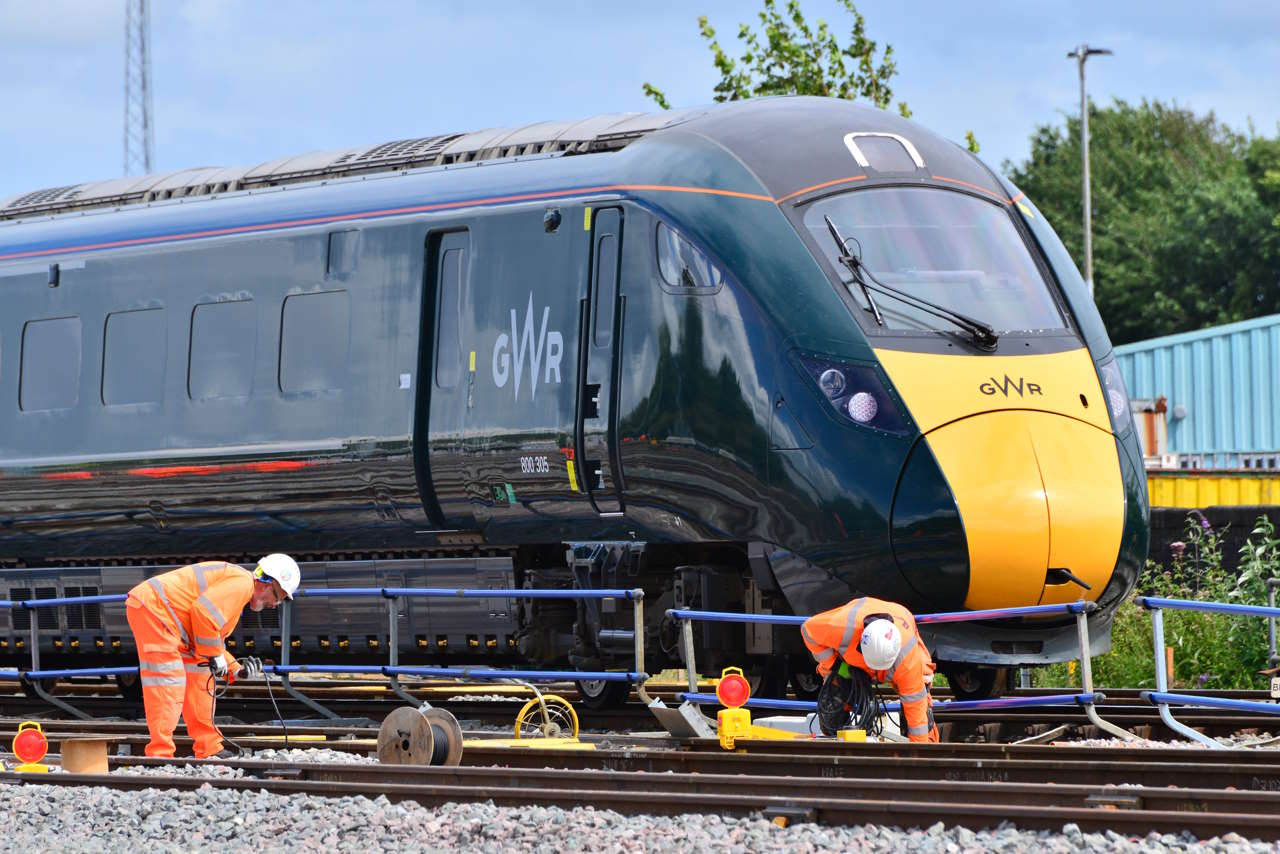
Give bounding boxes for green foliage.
[643,0,909,117]
[1035,513,1277,690]
[1006,100,1280,345]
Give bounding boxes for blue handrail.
[0,586,642,610]
[300,587,642,600]
[1139,596,1280,619]
[266,664,644,683]
[18,593,128,609]
[666,601,1093,626]
[1141,691,1280,716]
[676,691,1102,714]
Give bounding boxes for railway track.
[7,741,1280,840]
[5,676,1274,742]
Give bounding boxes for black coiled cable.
[201,662,291,756]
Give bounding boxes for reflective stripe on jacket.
[128,561,251,662]
[800,595,938,743]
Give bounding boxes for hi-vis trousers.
[125,596,224,758]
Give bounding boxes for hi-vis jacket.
[128,562,251,665]
[801,596,939,743]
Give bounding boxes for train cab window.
[279,291,349,393]
[803,187,1067,334]
[103,308,166,405]
[19,316,81,411]
[188,300,256,400]
[656,222,723,292]
[434,238,468,389]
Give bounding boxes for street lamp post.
[1067,44,1111,298]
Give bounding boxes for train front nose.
[892,410,1124,610]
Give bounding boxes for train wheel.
[574,678,630,709]
[941,664,1010,701]
[744,660,786,700]
[514,694,579,739]
[788,659,823,701]
[115,672,143,702]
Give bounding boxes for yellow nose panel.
[923,413,1049,609]
[1030,413,1125,605]
[924,410,1124,610]
[874,347,1112,434]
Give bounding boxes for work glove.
[237,656,264,680]
[209,654,228,678]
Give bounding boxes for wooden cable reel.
[377,706,463,766]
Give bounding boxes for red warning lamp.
[715,666,752,709]
[12,721,50,772]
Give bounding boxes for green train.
[0,97,1147,702]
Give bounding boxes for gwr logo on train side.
[978,375,1043,397]
[492,292,564,401]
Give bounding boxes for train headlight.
[797,355,911,435]
[819,368,846,398]
[1096,355,1133,434]
[847,392,878,423]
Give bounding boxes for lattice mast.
[123,0,155,175]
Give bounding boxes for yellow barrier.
[1148,472,1280,508]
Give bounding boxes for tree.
[644,0,912,119]
[1006,100,1280,344]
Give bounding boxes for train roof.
[1,98,1002,225]
[0,109,709,222]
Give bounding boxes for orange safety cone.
[12,721,50,773]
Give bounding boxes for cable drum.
[377,706,463,766]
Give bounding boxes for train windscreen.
[803,187,1068,335]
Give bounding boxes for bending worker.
[125,554,300,758]
[801,595,939,743]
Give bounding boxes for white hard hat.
[254,553,300,599]
[860,618,902,671]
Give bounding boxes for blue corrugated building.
[1115,313,1280,470]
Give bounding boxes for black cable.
[262,668,290,748]
[202,664,248,757]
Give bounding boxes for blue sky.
[3,1,1278,200]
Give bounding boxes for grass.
[1033,513,1278,690]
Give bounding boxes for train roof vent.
[0,108,706,222]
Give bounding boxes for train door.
[576,207,625,515]
[420,229,476,529]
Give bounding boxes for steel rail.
[5,765,1280,840]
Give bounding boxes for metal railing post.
[1148,605,1220,748]
[384,593,420,705]
[277,597,341,721]
[630,591,658,706]
[1268,579,1279,667]
[24,602,91,720]
[1074,607,1132,740]
[681,617,698,696]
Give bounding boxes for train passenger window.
[326,230,359,277]
[188,300,256,400]
[435,244,466,389]
[103,308,166,405]
[656,222,723,292]
[19,316,81,411]
[279,291,349,393]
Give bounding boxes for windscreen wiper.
[823,215,999,350]
[824,215,883,326]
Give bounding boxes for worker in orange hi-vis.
[124,554,300,758]
[801,596,939,743]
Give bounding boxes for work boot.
[208,746,242,760]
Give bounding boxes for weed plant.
[1033,513,1279,690]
